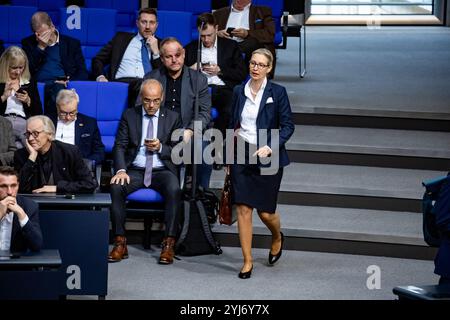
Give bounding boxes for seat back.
[59,8,117,73]
[12,0,65,25]
[155,10,193,46]
[67,81,128,153]
[85,0,139,33]
[0,6,37,48]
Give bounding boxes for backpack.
[175,188,222,256]
[422,175,449,247]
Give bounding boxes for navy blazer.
[21,34,89,81]
[229,80,294,168]
[51,113,105,163]
[10,195,43,253]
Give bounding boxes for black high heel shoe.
[238,265,253,279]
[268,232,284,265]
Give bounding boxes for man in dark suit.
[213,0,276,77]
[185,13,247,156]
[21,11,89,118]
[109,79,182,264]
[0,166,42,253]
[144,37,212,188]
[53,89,105,164]
[92,8,162,108]
[14,115,98,194]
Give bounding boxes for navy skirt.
[230,138,284,213]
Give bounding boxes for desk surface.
[0,249,61,267]
[20,193,111,207]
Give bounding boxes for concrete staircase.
[210,27,450,260]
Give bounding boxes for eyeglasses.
[24,130,44,139]
[249,61,269,69]
[143,98,161,105]
[58,111,77,117]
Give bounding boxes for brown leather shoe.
[159,237,175,265]
[108,235,128,262]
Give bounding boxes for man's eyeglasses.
[59,111,77,117]
[143,98,162,105]
[23,130,44,139]
[249,61,269,69]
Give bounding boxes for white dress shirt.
[239,78,267,145]
[55,119,76,145]
[226,3,251,43]
[201,38,226,86]
[0,211,29,251]
[132,108,164,169]
[5,80,26,117]
[115,34,154,79]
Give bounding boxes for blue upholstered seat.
[0,6,37,48]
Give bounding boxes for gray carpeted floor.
[102,245,438,300]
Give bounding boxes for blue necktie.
[144,115,154,187]
[141,38,152,75]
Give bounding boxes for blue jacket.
[229,80,294,168]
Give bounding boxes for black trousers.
[210,84,233,137]
[110,168,182,237]
[115,77,143,108]
[43,82,66,119]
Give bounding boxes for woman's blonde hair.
[0,46,31,83]
[251,48,273,68]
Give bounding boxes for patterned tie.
[141,38,152,75]
[143,115,154,187]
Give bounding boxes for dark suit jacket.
[213,5,276,56]
[51,113,105,163]
[21,34,89,81]
[10,195,43,253]
[144,66,211,131]
[113,106,182,177]
[0,79,43,117]
[184,37,247,90]
[14,140,98,194]
[0,115,16,166]
[91,32,162,80]
[229,80,294,168]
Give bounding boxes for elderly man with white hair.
[53,89,105,164]
[13,115,98,194]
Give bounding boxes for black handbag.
[219,172,235,225]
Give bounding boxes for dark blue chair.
[59,8,117,73]
[0,6,37,48]
[67,81,128,153]
[37,82,45,108]
[155,10,194,46]
[157,0,211,41]
[85,0,139,33]
[12,0,65,25]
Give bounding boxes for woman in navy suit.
[228,48,294,279]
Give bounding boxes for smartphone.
[145,138,157,143]
[226,27,235,34]
[57,75,69,81]
[201,62,211,67]
[16,84,30,94]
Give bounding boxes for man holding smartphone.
[213,0,276,77]
[109,79,182,264]
[185,13,247,167]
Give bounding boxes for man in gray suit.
[144,37,212,189]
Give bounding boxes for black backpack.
[422,175,449,247]
[175,188,222,256]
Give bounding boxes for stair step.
[211,163,445,200]
[212,205,425,246]
[287,125,450,159]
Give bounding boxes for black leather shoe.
[238,265,253,279]
[268,232,284,265]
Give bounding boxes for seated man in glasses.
[52,89,105,164]
[13,115,98,194]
